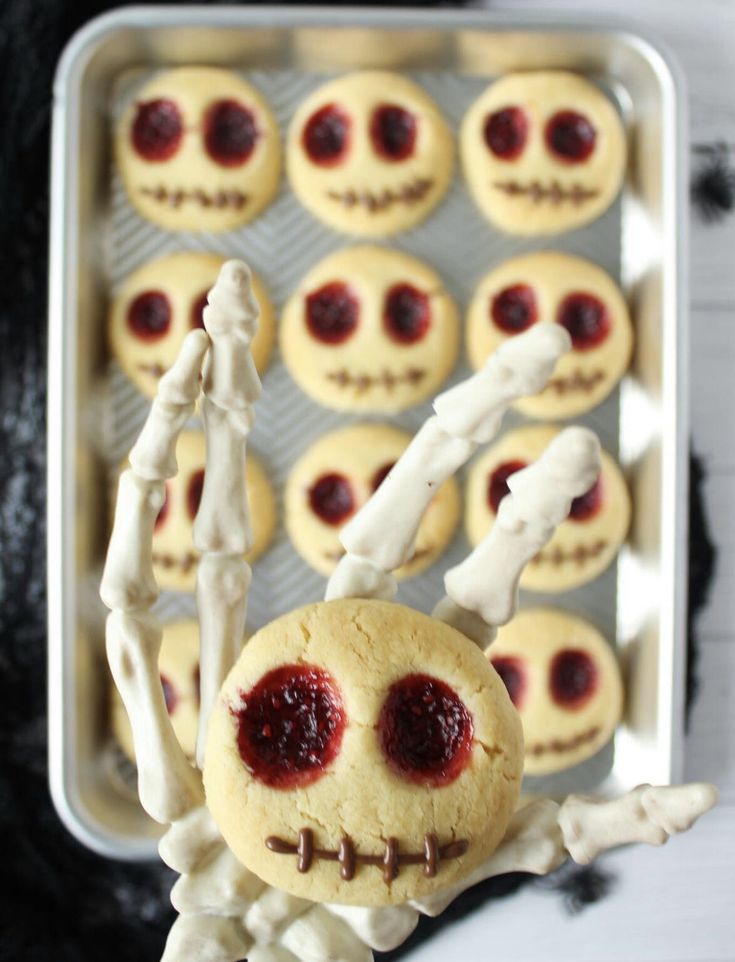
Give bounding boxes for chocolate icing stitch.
[546,368,606,396]
[152,551,198,574]
[326,367,426,394]
[137,362,167,378]
[323,545,433,566]
[527,726,602,756]
[530,540,608,568]
[140,186,249,210]
[492,179,599,206]
[266,829,468,884]
[326,177,433,212]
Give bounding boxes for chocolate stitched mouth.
[326,367,427,394]
[546,368,606,396]
[137,362,167,379]
[530,540,609,568]
[326,177,434,213]
[153,551,198,574]
[492,179,599,206]
[324,545,433,566]
[266,828,468,884]
[140,186,249,210]
[527,725,602,757]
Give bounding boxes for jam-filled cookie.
[461,71,626,235]
[116,67,281,232]
[285,423,460,579]
[109,251,275,398]
[204,598,523,906]
[119,431,276,593]
[489,608,624,775]
[281,245,459,412]
[111,619,201,762]
[466,252,633,419]
[287,71,453,236]
[466,424,631,593]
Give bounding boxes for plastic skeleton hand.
[100,261,717,962]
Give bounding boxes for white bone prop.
[436,426,601,643]
[161,914,253,962]
[326,324,570,600]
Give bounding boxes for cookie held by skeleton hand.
[116,67,281,232]
[461,71,626,235]
[489,609,624,775]
[203,598,523,906]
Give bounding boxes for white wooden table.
[413,1,735,959]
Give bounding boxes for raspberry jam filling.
[309,473,355,526]
[557,292,611,350]
[484,106,528,160]
[155,483,170,531]
[204,99,258,167]
[487,460,528,514]
[383,283,430,344]
[371,461,396,493]
[305,282,359,344]
[160,674,177,715]
[550,649,598,709]
[303,104,350,166]
[490,656,527,710]
[370,104,417,161]
[378,674,474,787]
[191,291,208,330]
[127,291,172,341]
[132,99,183,162]
[187,469,205,521]
[234,665,346,789]
[545,110,596,164]
[568,475,604,522]
[491,284,538,335]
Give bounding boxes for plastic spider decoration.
[691,142,735,222]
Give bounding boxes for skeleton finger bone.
[159,806,224,874]
[161,914,252,962]
[245,888,312,944]
[280,905,374,962]
[436,426,600,642]
[325,904,420,951]
[170,844,266,915]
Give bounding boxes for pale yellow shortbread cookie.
[281,245,459,412]
[285,423,460,579]
[287,71,453,236]
[461,71,626,235]
[465,424,631,592]
[109,251,275,398]
[204,598,523,906]
[116,67,281,232]
[466,252,633,419]
[488,608,624,775]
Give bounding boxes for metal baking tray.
[48,6,688,861]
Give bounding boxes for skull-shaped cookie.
[203,598,523,906]
[109,251,274,398]
[461,71,626,235]
[489,608,624,775]
[466,252,633,419]
[111,619,202,762]
[285,423,460,579]
[116,67,281,232]
[466,425,631,593]
[281,245,459,412]
[287,71,454,236]
[129,431,276,593]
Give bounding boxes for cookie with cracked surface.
[466,251,633,419]
[109,251,275,398]
[203,598,523,906]
[465,424,631,593]
[285,423,460,580]
[461,71,626,235]
[281,245,459,413]
[116,67,281,232]
[489,608,624,775]
[287,71,453,236]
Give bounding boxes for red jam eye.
[305,282,359,345]
[487,460,528,515]
[154,483,170,531]
[490,656,527,710]
[191,290,208,330]
[545,110,596,163]
[187,469,205,521]
[204,99,258,167]
[132,99,183,162]
[569,475,604,522]
[378,674,474,787]
[383,283,431,345]
[370,104,417,162]
[160,674,178,715]
[127,291,171,342]
[491,284,538,335]
[309,473,355,526]
[371,461,396,493]
[234,664,346,789]
[483,106,529,160]
[550,649,598,709]
[302,104,351,166]
[557,292,611,350]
